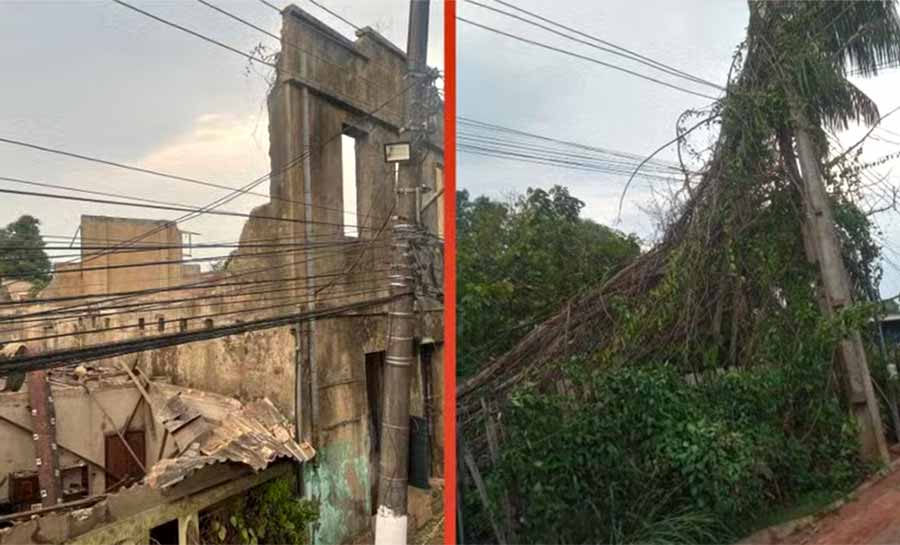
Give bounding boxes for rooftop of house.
[0,362,314,523]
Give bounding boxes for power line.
[0,279,388,335]
[458,116,686,167]
[258,0,283,14]
[113,0,275,67]
[458,144,670,184]
[0,242,370,264]
[457,16,719,101]
[3,244,386,321]
[1,246,361,322]
[7,286,389,344]
[0,263,368,312]
[257,0,361,32]
[0,242,386,276]
[306,0,360,31]
[29,4,411,269]
[195,0,379,91]
[45,77,412,270]
[457,133,684,174]
[466,0,723,91]
[0,184,376,232]
[0,294,399,375]
[37,229,368,245]
[0,136,381,220]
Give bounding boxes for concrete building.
[0,281,34,303]
[0,5,444,544]
[41,216,200,299]
[0,364,314,545]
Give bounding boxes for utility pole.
[793,114,890,464]
[375,1,430,544]
[28,370,61,507]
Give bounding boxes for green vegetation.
[457,186,640,378]
[0,215,51,291]
[459,3,900,543]
[201,476,318,545]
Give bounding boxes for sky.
[0,0,443,268]
[457,0,900,299]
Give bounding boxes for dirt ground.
[779,457,900,545]
[411,514,444,545]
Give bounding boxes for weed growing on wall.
[201,476,318,545]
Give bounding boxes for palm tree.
[751,0,900,464]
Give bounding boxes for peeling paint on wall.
[306,440,371,545]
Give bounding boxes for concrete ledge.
[283,5,369,60]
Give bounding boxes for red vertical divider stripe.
[443,1,457,544]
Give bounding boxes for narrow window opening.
[138,318,145,330]
[435,165,444,238]
[179,318,188,332]
[341,134,358,238]
[157,317,165,332]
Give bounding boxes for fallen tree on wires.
[457,2,900,543]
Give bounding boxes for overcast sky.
[0,0,443,268]
[458,0,900,299]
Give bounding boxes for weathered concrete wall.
[0,280,34,302]
[251,8,444,543]
[41,216,186,298]
[0,6,443,543]
[0,380,162,503]
[0,462,291,545]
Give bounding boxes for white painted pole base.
[375,506,408,545]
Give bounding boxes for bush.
[201,476,318,545]
[487,363,863,544]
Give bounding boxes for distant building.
[41,215,202,299]
[0,280,34,302]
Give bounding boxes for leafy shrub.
[488,362,863,544]
[202,476,318,545]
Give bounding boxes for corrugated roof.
[145,385,314,489]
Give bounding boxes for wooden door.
[104,430,145,489]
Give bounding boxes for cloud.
[138,112,270,183]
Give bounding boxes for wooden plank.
[481,400,518,543]
[460,434,507,545]
[118,360,155,413]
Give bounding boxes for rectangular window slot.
[341,134,358,238]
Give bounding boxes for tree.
[458,4,900,542]
[753,0,900,464]
[458,186,640,377]
[0,215,52,289]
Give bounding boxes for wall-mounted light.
[384,142,411,163]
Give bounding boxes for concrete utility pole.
[27,370,61,507]
[793,113,890,464]
[375,1,430,543]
